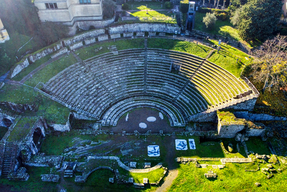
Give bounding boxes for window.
[79,0,91,4]
[45,3,58,9]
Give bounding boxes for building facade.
[34,0,103,25]
[0,19,10,43]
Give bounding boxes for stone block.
[84,38,96,45]
[51,47,68,59]
[149,32,156,37]
[143,178,149,184]
[129,162,137,168]
[159,32,166,36]
[123,32,133,38]
[136,32,145,37]
[98,34,109,42]
[110,33,121,39]
[41,174,60,182]
[69,42,83,51]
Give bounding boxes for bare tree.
[223,0,226,9]
[216,0,220,8]
[252,35,287,91]
[214,0,217,7]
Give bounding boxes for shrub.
[122,3,129,10]
[165,1,172,9]
[180,0,189,13]
[217,12,228,21]
[203,13,217,30]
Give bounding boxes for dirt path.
[156,135,178,192]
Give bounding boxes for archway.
[3,118,12,127]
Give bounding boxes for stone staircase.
[1,143,18,178]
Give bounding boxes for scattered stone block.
[95,46,103,53]
[159,32,166,36]
[204,171,217,179]
[212,165,218,169]
[7,167,29,181]
[144,162,151,168]
[255,182,261,187]
[149,32,156,37]
[41,174,60,182]
[128,177,134,183]
[129,162,137,168]
[109,177,114,183]
[218,165,225,169]
[143,178,149,184]
[51,47,68,59]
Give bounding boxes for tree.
[102,0,116,19]
[251,35,287,91]
[203,13,217,29]
[237,0,282,41]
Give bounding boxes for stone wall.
[0,112,15,128]
[51,48,69,59]
[109,23,180,34]
[234,111,287,121]
[0,102,37,113]
[77,17,115,31]
[246,128,265,137]
[69,42,84,51]
[217,112,245,138]
[188,111,217,122]
[29,43,63,63]
[63,29,105,46]
[11,58,30,78]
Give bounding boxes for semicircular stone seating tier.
[42,48,255,127]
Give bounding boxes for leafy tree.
[251,35,287,91]
[102,0,116,19]
[237,0,282,41]
[203,13,217,30]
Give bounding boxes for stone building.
[0,19,10,43]
[34,0,103,25]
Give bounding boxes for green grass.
[66,169,157,192]
[0,84,69,124]
[76,39,145,60]
[194,12,253,48]
[130,168,165,183]
[0,84,40,104]
[0,126,8,140]
[12,55,50,81]
[0,167,57,192]
[40,131,109,155]
[169,163,287,192]
[127,2,163,10]
[148,38,212,58]
[130,11,176,23]
[245,137,271,155]
[175,136,225,158]
[25,54,77,87]
[7,116,38,142]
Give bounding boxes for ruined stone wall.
[109,23,180,34]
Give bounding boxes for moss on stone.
[217,111,245,125]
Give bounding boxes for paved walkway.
[156,135,178,192]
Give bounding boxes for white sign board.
[175,139,188,150]
[188,139,196,150]
[147,145,160,157]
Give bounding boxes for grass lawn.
[0,84,70,124]
[130,168,165,183]
[24,54,77,87]
[126,2,164,10]
[0,126,8,140]
[168,162,287,192]
[76,39,145,60]
[245,137,271,155]
[40,131,110,155]
[12,55,50,81]
[174,136,225,158]
[148,38,212,58]
[7,116,38,142]
[130,11,176,24]
[0,167,57,192]
[194,12,254,48]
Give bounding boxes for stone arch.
[2,117,12,127]
[32,127,44,149]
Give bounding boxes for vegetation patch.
[7,116,38,142]
[0,126,8,140]
[25,54,77,86]
[169,162,287,192]
[217,111,245,125]
[76,39,145,60]
[130,11,176,24]
[148,38,211,58]
[245,137,271,155]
